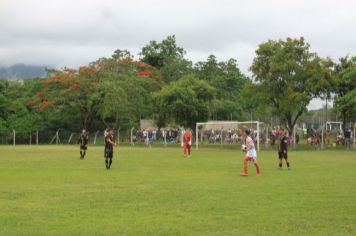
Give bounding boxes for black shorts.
[80,145,87,150]
[104,149,113,158]
[278,151,288,159]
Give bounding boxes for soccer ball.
[241,144,247,151]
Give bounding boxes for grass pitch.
[0,145,355,235]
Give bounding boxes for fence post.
[257,122,260,152]
[131,127,134,146]
[321,124,324,150]
[353,123,356,150]
[68,132,75,144]
[265,126,269,149]
[180,128,184,148]
[56,130,59,145]
[13,129,15,146]
[36,129,39,145]
[146,130,149,147]
[293,126,296,149]
[196,124,198,150]
[93,131,99,145]
[163,129,167,146]
[117,129,120,145]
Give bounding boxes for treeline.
[0,36,355,135]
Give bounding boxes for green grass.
[0,146,355,236]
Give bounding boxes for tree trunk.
[342,110,347,132]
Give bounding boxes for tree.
[111,49,134,61]
[0,79,43,139]
[99,77,132,130]
[194,55,248,120]
[250,37,333,135]
[92,52,164,130]
[154,75,216,128]
[140,35,192,83]
[333,56,356,125]
[0,80,11,135]
[30,67,102,131]
[240,80,274,123]
[335,89,356,123]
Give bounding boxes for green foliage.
[140,35,193,83]
[250,37,333,134]
[140,35,185,69]
[194,55,248,120]
[111,49,134,61]
[335,87,356,122]
[154,75,216,128]
[99,75,154,130]
[333,56,356,124]
[0,80,43,134]
[0,36,354,135]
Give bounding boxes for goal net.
[321,121,343,147]
[195,121,266,151]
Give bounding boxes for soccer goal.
[195,121,266,151]
[321,121,343,148]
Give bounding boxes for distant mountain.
[0,64,47,80]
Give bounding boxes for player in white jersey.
[240,129,260,176]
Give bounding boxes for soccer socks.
[243,161,248,174]
[80,150,86,159]
[105,159,109,169]
[278,162,291,169]
[241,161,260,176]
[109,159,112,169]
[254,163,260,175]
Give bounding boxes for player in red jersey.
[183,128,192,158]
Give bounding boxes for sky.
[1,0,355,109]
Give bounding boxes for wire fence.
[0,128,187,147]
[1,127,355,150]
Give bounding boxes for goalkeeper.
[183,128,192,158]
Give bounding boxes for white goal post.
[321,121,343,148]
[195,121,264,151]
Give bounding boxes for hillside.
[0,64,47,79]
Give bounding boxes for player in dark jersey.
[104,129,116,170]
[278,129,291,170]
[79,128,89,159]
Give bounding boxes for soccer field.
[0,146,355,235]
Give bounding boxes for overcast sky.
[1,0,355,108]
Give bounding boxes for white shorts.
[247,149,257,158]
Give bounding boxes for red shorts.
[244,156,256,162]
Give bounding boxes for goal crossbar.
[195,121,262,151]
[321,121,343,148]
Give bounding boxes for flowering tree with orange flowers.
[91,52,164,129]
[29,50,164,131]
[29,66,102,130]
